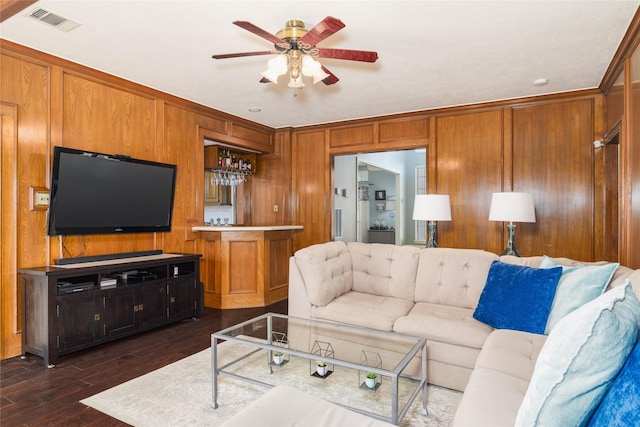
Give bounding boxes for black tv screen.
[47,146,177,236]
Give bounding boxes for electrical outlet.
[35,191,50,206]
[273,204,279,213]
[30,187,50,210]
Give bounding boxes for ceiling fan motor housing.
[276,20,308,42]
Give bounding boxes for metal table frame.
[211,312,427,425]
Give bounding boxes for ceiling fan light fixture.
[301,55,329,84]
[301,55,320,75]
[261,54,288,83]
[288,75,305,88]
[213,17,377,88]
[312,68,330,84]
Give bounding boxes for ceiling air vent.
[26,8,81,32]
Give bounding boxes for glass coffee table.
[211,313,427,425]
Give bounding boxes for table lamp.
[412,194,452,248]
[488,192,536,256]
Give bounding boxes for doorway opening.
[333,149,426,245]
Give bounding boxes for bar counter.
[192,225,303,309]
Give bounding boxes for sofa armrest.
[288,256,312,319]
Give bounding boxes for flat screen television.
[47,146,177,236]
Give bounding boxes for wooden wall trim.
[502,107,513,191]
[0,0,37,22]
[593,95,606,260]
[1,102,22,358]
[601,7,640,94]
[294,89,601,134]
[0,39,274,137]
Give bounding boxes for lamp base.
[500,223,522,257]
[425,222,438,248]
[499,246,522,257]
[426,239,438,248]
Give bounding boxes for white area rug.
[81,341,462,426]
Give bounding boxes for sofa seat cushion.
[453,367,530,427]
[393,302,493,349]
[312,291,414,331]
[475,329,547,382]
[452,330,547,427]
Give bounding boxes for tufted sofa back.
[347,242,421,301]
[501,254,639,298]
[414,248,499,309]
[293,240,353,307]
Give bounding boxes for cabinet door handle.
[94,314,100,321]
[170,297,176,303]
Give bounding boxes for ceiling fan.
[212,16,379,88]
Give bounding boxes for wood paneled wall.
[435,109,506,252]
[512,99,597,260]
[292,129,330,250]
[290,96,606,261]
[0,41,275,359]
[250,129,294,226]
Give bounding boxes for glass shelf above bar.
[209,168,254,186]
[209,167,255,175]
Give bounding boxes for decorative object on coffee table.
[310,340,334,378]
[365,371,378,389]
[359,350,382,391]
[273,351,285,365]
[316,361,328,376]
[270,331,289,367]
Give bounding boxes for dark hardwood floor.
[0,300,287,426]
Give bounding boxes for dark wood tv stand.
[19,253,202,367]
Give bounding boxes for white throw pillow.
[540,256,619,333]
[515,281,640,427]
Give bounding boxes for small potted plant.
[365,371,377,389]
[316,360,328,377]
[273,351,284,365]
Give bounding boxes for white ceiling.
[1,1,638,129]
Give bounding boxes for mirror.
[333,149,426,245]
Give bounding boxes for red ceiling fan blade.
[316,48,378,63]
[233,21,289,49]
[320,66,339,85]
[297,16,345,48]
[212,51,273,59]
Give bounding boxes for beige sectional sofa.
[288,241,640,426]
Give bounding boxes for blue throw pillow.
[473,260,562,334]
[540,256,619,334]
[588,337,640,427]
[515,281,640,427]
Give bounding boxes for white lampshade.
[488,192,536,223]
[412,194,452,221]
